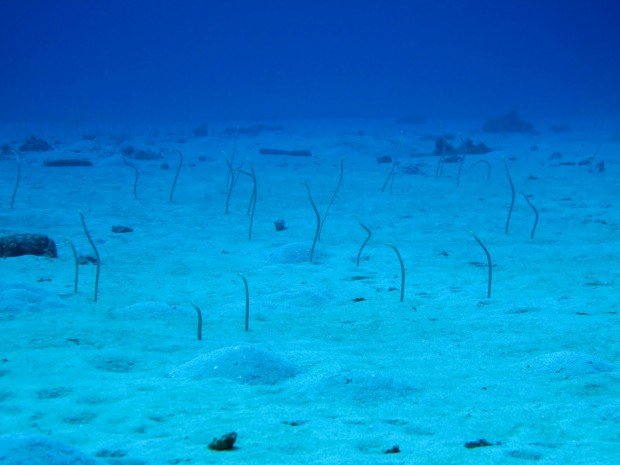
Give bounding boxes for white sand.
[0,119,618,464]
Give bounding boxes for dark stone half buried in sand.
[43,159,93,167]
[121,145,163,160]
[208,432,237,451]
[19,136,53,152]
[433,138,492,156]
[0,234,57,258]
[111,225,133,233]
[274,219,287,231]
[259,148,311,157]
[465,438,496,449]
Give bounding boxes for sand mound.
[306,370,417,402]
[169,345,297,385]
[0,283,65,316]
[111,301,194,320]
[269,242,325,264]
[273,287,336,309]
[523,351,616,379]
[0,434,97,465]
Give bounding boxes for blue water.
[1,0,619,122]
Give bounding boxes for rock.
[208,432,237,451]
[465,439,494,449]
[274,219,287,231]
[459,138,492,154]
[0,234,57,258]
[43,159,93,167]
[282,419,307,427]
[433,138,491,156]
[19,136,53,152]
[78,255,98,265]
[259,148,311,157]
[111,225,133,233]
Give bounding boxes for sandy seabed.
[0,119,618,464]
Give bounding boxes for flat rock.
[259,148,311,157]
[43,159,93,167]
[0,234,57,258]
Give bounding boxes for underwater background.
[2,0,620,123]
[0,1,618,464]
